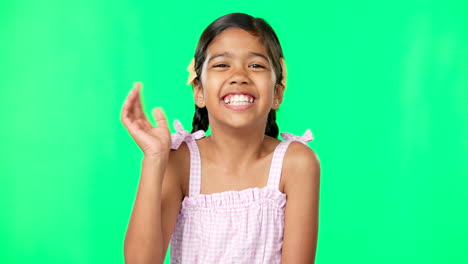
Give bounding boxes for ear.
[272,83,286,110]
[193,79,206,108]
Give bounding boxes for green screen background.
[1,0,467,263]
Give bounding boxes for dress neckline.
[170,119,313,198]
[182,136,285,199]
[185,185,286,199]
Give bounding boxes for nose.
[229,66,249,86]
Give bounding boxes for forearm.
[124,155,168,264]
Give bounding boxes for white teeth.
[223,94,255,105]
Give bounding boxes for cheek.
[257,79,275,98]
[202,69,224,83]
[260,72,276,90]
[201,81,222,102]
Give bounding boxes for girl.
[122,13,320,264]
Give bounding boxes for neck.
[206,121,268,170]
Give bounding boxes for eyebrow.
[207,52,270,64]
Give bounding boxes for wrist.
[141,154,169,182]
[143,152,169,164]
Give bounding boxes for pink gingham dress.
[169,120,313,264]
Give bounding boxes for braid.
[265,109,279,138]
[191,105,209,133]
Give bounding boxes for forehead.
[206,27,268,57]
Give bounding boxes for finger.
[140,119,154,131]
[133,82,145,119]
[128,82,140,114]
[127,82,144,119]
[122,82,142,123]
[122,84,138,121]
[121,113,134,132]
[153,107,168,128]
[134,81,141,90]
[121,89,134,122]
[121,106,136,129]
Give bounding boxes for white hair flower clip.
[279,57,287,89]
[186,58,197,85]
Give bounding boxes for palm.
[121,82,171,156]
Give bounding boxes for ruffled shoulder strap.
[280,128,314,145]
[170,120,205,197]
[267,128,314,190]
[171,120,205,150]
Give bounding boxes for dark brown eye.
[214,64,229,67]
[250,64,265,68]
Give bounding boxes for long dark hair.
[190,13,285,138]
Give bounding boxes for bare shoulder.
[167,142,190,198]
[168,142,190,164]
[282,142,321,194]
[284,141,320,166]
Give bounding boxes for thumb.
[153,107,168,128]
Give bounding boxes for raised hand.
[121,82,171,157]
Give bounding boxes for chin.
[211,112,267,132]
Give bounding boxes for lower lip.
[222,100,255,111]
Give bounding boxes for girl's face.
[194,27,284,132]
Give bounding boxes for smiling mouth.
[222,93,256,105]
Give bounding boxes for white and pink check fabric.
[169,120,314,264]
